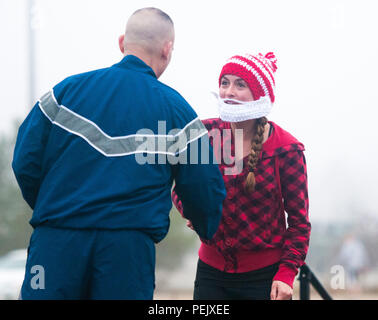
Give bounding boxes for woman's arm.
[273,150,311,288]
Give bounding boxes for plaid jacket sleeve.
[172,188,184,217]
[273,150,311,287]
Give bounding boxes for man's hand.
[270,280,293,300]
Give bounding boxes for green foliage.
[155,206,199,270]
[0,127,33,256]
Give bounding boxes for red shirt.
[172,119,311,288]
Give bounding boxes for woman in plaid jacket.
[172,52,311,300]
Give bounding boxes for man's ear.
[118,35,125,54]
[162,41,173,60]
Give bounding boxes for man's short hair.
[132,7,173,26]
[124,7,174,55]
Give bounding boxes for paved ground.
[154,288,378,300]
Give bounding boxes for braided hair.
[244,117,268,193]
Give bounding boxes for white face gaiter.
[213,92,273,122]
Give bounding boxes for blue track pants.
[21,226,155,299]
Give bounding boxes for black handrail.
[298,264,333,300]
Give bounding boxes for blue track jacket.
[12,55,226,243]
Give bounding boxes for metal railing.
[298,264,333,300]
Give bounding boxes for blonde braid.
[244,117,268,193]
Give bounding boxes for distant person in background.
[338,233,369,291]
[172,52,311,300]
[12,7,225,300]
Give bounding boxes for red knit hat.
[219,52,278,103]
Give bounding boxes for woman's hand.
[270,280,293,300]
[186,220,194,230]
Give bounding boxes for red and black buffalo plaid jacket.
[172,118,311,288]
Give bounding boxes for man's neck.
[124,49,161,78]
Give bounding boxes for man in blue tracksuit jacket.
[12,8,226,299]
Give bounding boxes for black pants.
[193,259,279,300]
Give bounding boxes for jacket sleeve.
[166,90,226,240]
[12,102,52,209]
[273,150,311,287]
[171,118,216,218]
[171,131,226,240]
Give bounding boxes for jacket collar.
[112,54,157,78]
[261,121,305,158]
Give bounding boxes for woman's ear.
[118,35,125,54]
